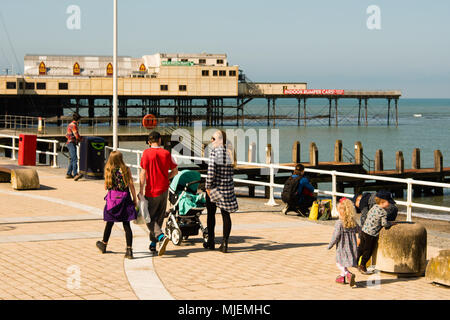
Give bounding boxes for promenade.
[0,158,448,300]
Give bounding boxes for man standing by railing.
[66,112,83,181]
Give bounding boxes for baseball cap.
[375,190,396,205]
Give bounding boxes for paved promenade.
[0,158,448,300]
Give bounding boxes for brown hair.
[293,163,305,175]
[375,196,385,205]
[104,151,130,189]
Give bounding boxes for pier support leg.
[328,98,332,127]
[335,98,338,127]
[395,98,399,127]
[303,97,307,127]
[267,98,270,126]
[272,98,276,128]
[358,98,362,126]
[365,98,368,127]
[387,98,391,126]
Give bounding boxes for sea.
[63,98,450,221]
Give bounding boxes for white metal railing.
[106,146,450,222]
[0,134,59,168]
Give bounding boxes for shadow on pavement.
[160,235,328,258]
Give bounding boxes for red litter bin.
[18,134,37,166]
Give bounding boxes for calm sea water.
[66,98,450,220]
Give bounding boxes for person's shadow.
[160,235,328,258]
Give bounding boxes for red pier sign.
[284,89,345,95]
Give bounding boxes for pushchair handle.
[185,180,202,190]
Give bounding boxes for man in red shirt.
[139,131,178,256]
[65,113,83,181]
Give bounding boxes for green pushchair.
[165,170,208,246]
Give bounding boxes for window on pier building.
[202,70,209,76]
[25,82,35,90]
[213,70,218,76]
[219,70,226,76]
[36,83,46,90]
[199,59,206,65]
[216,59,224,64]
[160,84,168,91]
[6,82,16,89]
[229,70,236,77]
[59,82,68,90]
[179,85,187,91]
[181,59,188,62]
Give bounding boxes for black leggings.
[357,231,378,267]
[102,221,133,247]
[206,194,231,243]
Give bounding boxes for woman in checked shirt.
[204,130,238,253]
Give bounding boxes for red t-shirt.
[140,147,177,198]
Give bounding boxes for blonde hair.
[338,199,357,229]
[104,151,130,189]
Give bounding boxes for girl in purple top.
[96,151,137,259]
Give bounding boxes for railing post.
[331,171,339,218]
[12,137,16,160]
[406,178,413,222]
[265,164,278,206]
[52,141,58,168]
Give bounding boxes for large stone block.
[10,168,40,190]
[372,222,427,274]
[425,250,450,286]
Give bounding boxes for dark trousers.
[357,231,378,267]
[145,190,168,243]
[206,194,231,243]
[102,221,133,247]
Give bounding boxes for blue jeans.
[67,142,78,176]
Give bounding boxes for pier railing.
[105,146,450,222]
[0,134,58,168]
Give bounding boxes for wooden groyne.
[179,140,449,198]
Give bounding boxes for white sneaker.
[158,236,170,256]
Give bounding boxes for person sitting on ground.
[328,198,360,287]
[357,190,394,274]
[352,190,398,226]
[281,164,316,216]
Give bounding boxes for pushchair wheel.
[202,227,208,243]
[171,228,182,246]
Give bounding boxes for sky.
[0,0,449,98]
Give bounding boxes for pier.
[1,53,401,128]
